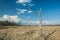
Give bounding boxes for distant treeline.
[0,21,21,26]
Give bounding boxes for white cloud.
[42,20,50,25]
[0,15,10,21]
[16,0,34,6]
[22,4,26,6]
[22,20,50,25]
[9,15,21,23]
[1,15,60,25]
[42,20,60,25]
[0,15,22,23]
[28,4,34,6]
[17,9,27,14]
[17,8,32,14]
[16,0,31,3]
[21,4,34,6]
[22,20,39,25]
[28,10,32,13]
[22,20,60,25]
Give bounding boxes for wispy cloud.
[17,9,27,14]
[21,4,34,6]
[17,8,32,14]
[21,4,26,6]
[28,4,34,6]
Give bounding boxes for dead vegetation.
[0,26,60,40]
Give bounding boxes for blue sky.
[0,0,60,25]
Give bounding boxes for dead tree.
[42,30,56,40]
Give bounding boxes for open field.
[0,26,60,40]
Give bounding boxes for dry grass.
[0,26,60,40]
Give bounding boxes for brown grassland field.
[0,26,60,40]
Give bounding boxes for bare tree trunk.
[41,30,56,40]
